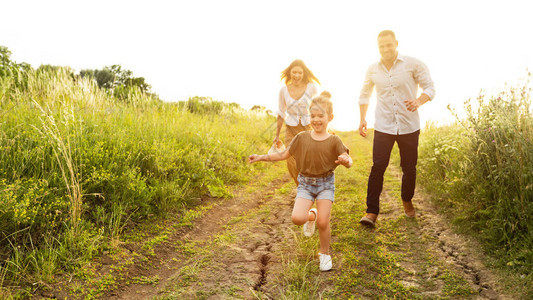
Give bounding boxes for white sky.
[2,0,532,131]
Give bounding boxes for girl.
[250,92,352,271]
[274,59,320,185]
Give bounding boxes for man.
[358,30,435,226]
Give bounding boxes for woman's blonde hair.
[280,59,320,85]
[310,91,333,116]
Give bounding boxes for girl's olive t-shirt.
[288,131,349,178]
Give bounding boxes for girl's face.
[290,66,304,84]
[310,104,333,134]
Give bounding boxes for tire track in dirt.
[416,201,499,299]
[100,169,299,299]
[378,166,503,299]
[167,178,297,299]
[98,171,294,300]
[247,190,295,297]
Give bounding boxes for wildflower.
[492,140,495,143]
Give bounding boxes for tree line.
[1,45,154,98]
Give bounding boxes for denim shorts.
[296,173,335,202]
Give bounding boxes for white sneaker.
[303,208,317,237]
[319,253,332,271]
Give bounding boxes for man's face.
[377,35,398,62]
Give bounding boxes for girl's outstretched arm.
[249,148,291,164]
[335,152,353,168]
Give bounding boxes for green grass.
[0,67,275,296]
[417,77,533,297]
[271,131,479,299]
[2,62,531,299]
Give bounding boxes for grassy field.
[1,67,532,298]
[272,131,488,299]
[95,130,524,299]
[0,68,274,298]
[416,77,533,294]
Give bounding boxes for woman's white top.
[277,83,318,126]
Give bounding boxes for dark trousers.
[366,130,420,214]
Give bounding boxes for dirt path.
[372,166,503,299]
[46,144,511,299]
[108,165,506,299]
[101,169,296,299]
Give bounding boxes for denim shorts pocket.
[326,174,335,190]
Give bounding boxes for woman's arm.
[249,147,291,164]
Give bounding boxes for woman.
[275,59,320,184]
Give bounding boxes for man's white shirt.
[359,54,436,135]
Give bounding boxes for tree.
[79,64,151,93]
[1,46,33,89]
[0,46,12,68]
[0,46,15,77]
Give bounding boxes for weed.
[225,285,243,296]
[418,75,533,296]
[440,270,476,297]
[132,275,160,286]
[177,262,201,285]
[142,234,169,252]
[1,66,274,293]
[214,232,235,246]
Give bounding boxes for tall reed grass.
[0,67,274,295]
[418,75,533,275]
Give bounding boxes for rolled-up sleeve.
[277,88,286,119]
[415,60,436,100]
[359,66,374,105]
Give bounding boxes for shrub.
[418,76,533,273]
[0,67,274,291]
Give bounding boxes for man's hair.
[378,30,396,40]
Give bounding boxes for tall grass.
[0,67,274,295]
[417,76,533,275]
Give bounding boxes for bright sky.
[2,0,532,131]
